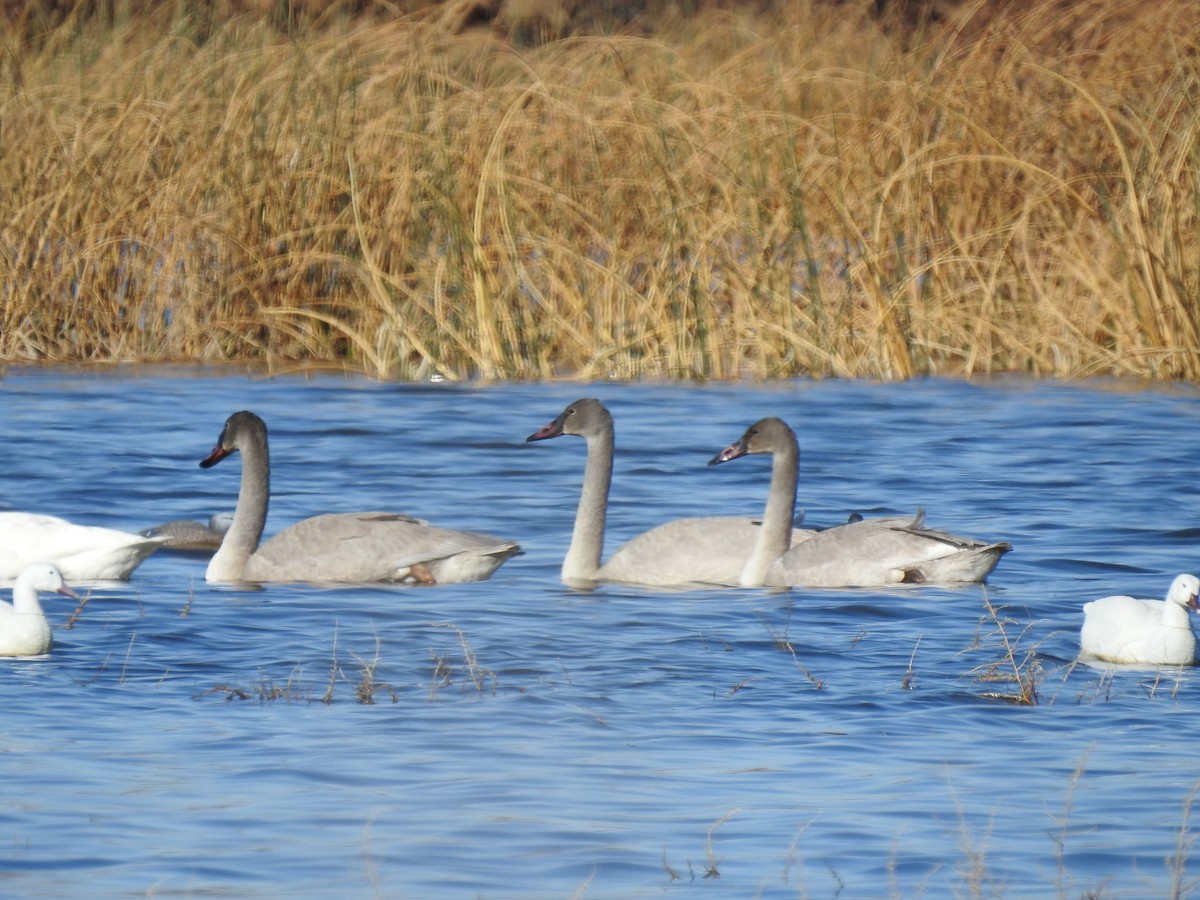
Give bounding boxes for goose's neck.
[10,582,45,616]
[1164,600,1194,629]
[207,433,270,582]
[563,427,613,584]
[739,437,798,587]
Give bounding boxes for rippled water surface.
[3,368,1200,898]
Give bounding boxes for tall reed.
[2,0,1197,380]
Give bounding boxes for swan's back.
[598,517,814,587]
[140,515,231,551]
[240,512,521,584]
[766,515,1010,587]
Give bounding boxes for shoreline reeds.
[3,1,1199,381]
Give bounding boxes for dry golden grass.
[2,0,1199,380]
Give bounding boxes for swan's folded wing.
[245,512,518,584]
[598,516,815,587]
[768,515,1007,587]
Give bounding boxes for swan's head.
[526,398,611,442]
[709,417,796,466]
[16,563,78,600]
[1167,574,1200,611]
[208,512,235,534]
[201,411,267,469]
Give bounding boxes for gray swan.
[709,417,1011,587]
[200,411,521,585]
[526,398,812,588]
[140,512,233,552]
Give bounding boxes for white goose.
[709,417,1011,587]
[0,563,77,656]
[1080,574,1200,666]
[199,411,521,585]
[526,399,813,588]
[0,512,164,582]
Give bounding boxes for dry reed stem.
[179,581,195,616]
[702,809,739,879]
[967,589,1042,705]
[429,622,495,695]
[198,668,309,703]
[350,634,398,704]
[118,632,136,685]
[62,588,91,629]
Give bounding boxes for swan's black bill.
[708,440,748,466]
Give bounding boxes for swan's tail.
[900,542,1013,584]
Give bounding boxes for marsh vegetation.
[3,0,1199,380]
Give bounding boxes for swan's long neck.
[206,431,270,582]
[739,436,798,587]
[562,427,613,584]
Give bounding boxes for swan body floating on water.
[526,398,812,588]
[140,512,234,551]
[1080,574,1199,666]
[200,411,521,585]
[0,562,77,656]
[0,512,164,583]
[709,417,1011,587]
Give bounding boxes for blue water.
[3,368,1200,898]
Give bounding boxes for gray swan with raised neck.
[709,417,1011,587]
[200,411,521,585]
[526,398,812,588]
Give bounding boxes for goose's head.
[1167,574,1200,611]
[17,562,78,599]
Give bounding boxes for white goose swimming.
[0,563,77,656]
[199,411,521,584]
[526,399,813,588]
[709,417,1011,587]
[1080,574,1200,666]
[0,512,164,582]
